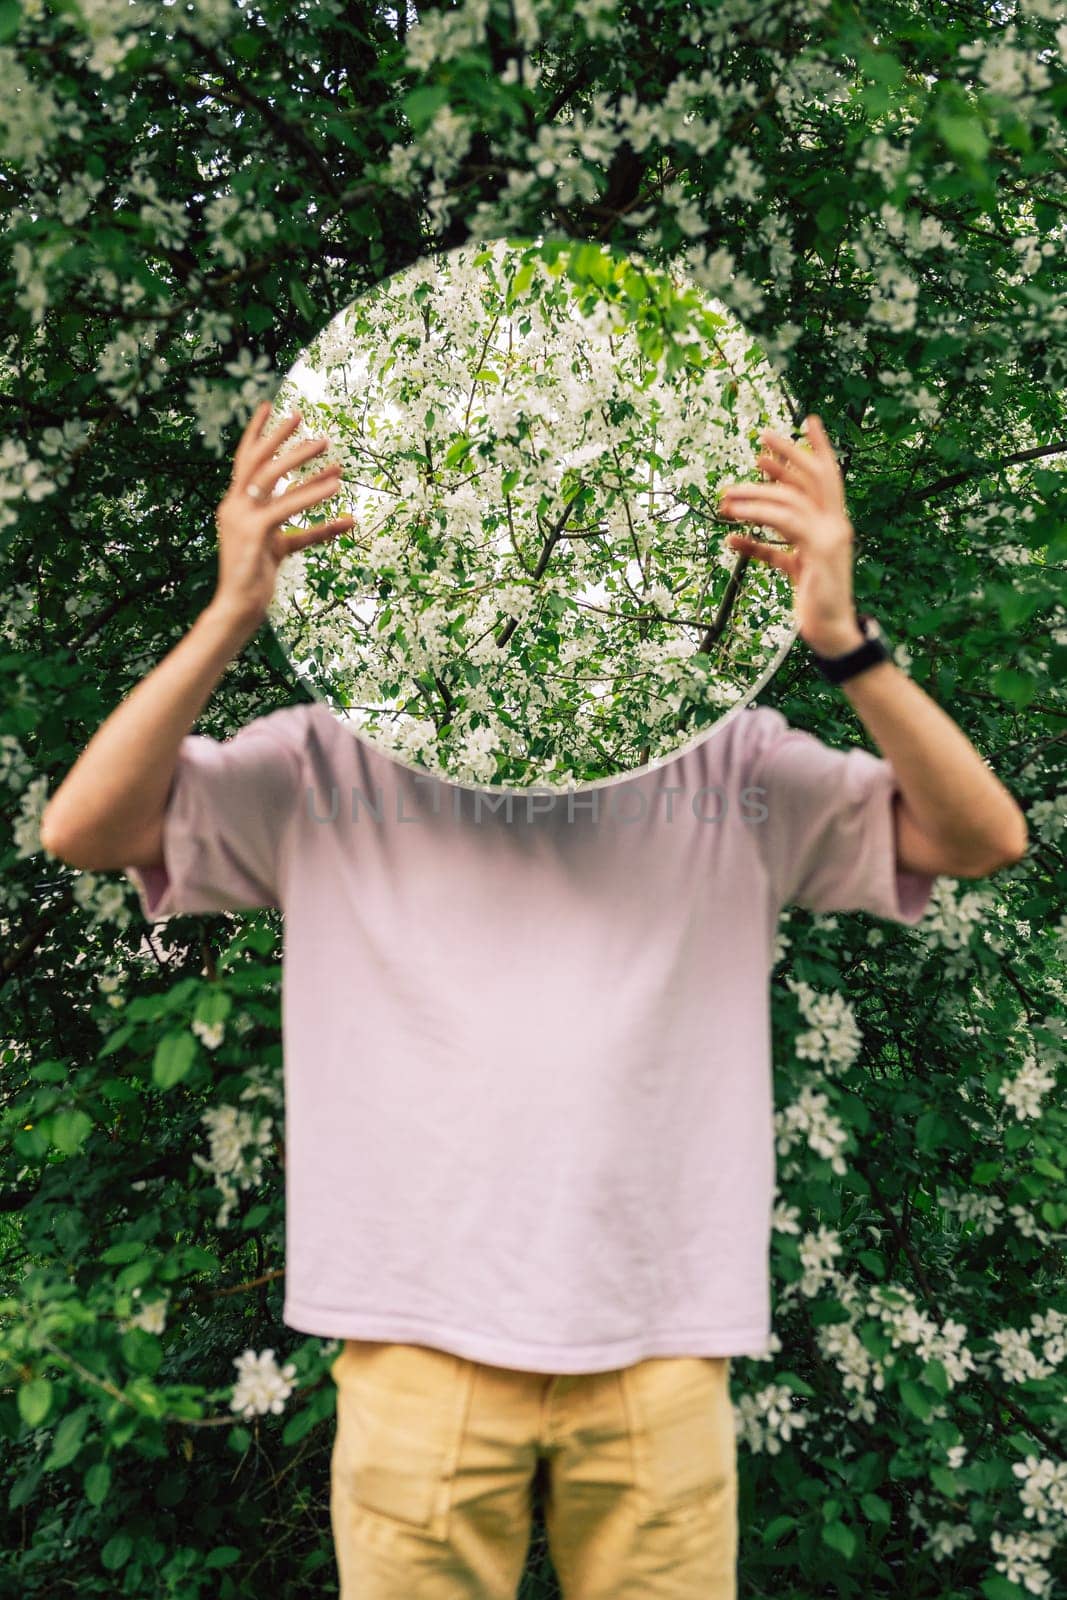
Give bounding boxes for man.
[41,403,1028,1600]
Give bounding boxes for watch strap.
[809,613,890,685]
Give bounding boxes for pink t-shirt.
[125,698,937,1374]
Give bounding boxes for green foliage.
[0,0,1064,1597]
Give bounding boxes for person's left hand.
[718,414,865,657]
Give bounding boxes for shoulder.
[667,702,792,792]
[727,703,826,788]
[222,702,323,760]
[733,703,791,744]
[720,703,793,768]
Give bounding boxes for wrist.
[804,620,866,658]
[203,594,266,640]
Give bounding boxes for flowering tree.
[1,0,1065,1596]
[269,231,795,786]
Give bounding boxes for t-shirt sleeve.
[122,706,309,921]
[743,705,939,923]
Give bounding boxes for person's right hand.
[212,400,356,624]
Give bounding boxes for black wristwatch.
[809,612,890,685]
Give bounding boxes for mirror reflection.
[267,234,797,790]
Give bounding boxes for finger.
[277,516,357,555]
[720,484,808,518]
[255,437,331,494]
[803,413,836,460]
[720,494,810,543]
[239,409,304,489]
[725,532,800,576]
[757,427,821,492]
[755,449,817,491]
[233,400,279,479]
[269,469,343,522]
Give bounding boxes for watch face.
[265,233,797,793]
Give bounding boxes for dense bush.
[0,0,1064,1595]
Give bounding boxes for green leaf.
[51,1108,93,1156]
[860,1492,891,1525]
[981,1578,1027,1600]
[990,667,1037,708]
[937,109,990,163]
[101,1534,133,1571]
[84,1461,111,1506]
[175,1244,220,1274]
[42,1404,90,1472]
[14,1125,48,1159]
[622,267,649,302]
[856,1249,886,1280]
[9,1465,42,1510]
[152,1030,197,1090]
[205,1546,242,1568]
[30,1060,69,1083]
[916,1110,952,1153]
[102,1242,148,1264]
[97,1023,135,1059]
[193,989,232,1028]
[821,1519,856,1559]
[282,1404,318,1445]
[0,0,21,44]
[860,49,905,91]
[769,1370,816,1398]
[922,1358,950,1397]
[18,1378,53,1428]
[444,435,474,469]
[761,1513,797,1544]
[120,1329,163,1376]
[245,302,273,335]
[400,84,449,135]
[289,276,317,325]
[899,1379,932,1420]
[230,29,259,59]
[507,261,535,305]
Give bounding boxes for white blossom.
[230,1348,298,1418]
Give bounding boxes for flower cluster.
[192,1082,277,1230]
[230,1349,298,1419]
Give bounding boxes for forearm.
[719,417,1027,872]
[834,646,1028,864]
[41,599,262,860]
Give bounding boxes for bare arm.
[830,637,1027,878]
[719,415,1028,881]
[40,402,354,873]
[41,600,263,870]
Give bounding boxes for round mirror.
[266,233,798,791]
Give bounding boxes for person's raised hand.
[212,400,356,626]
[718,414,863,657]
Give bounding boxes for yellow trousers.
[329,1340,737,1599]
